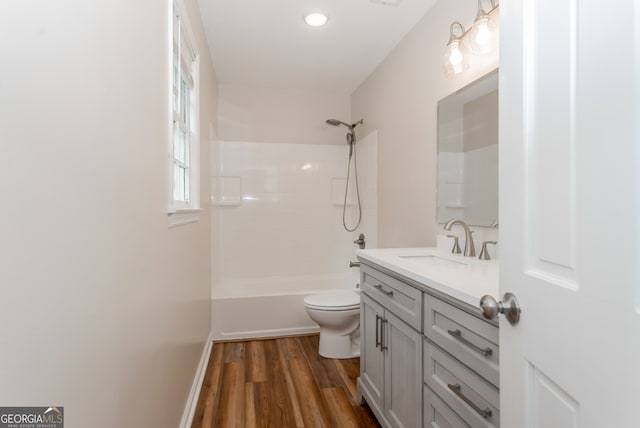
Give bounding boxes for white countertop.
[355,247,499,307]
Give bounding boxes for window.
[169,0,200,226]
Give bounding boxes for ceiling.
[197,0,438,95]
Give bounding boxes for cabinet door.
[360,293,386,414]
[385,310,423,428]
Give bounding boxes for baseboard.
[179,331,214,428]
[213,331,319,343]
[211,325,320,341]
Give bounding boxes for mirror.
[437,69,498,227]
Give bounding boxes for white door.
[498,1,640,427]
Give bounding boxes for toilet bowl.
[304,290,361,359]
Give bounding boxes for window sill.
[167,208,204,228]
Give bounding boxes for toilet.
[304,290,361,359]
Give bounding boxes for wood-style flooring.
[191,334,381,428]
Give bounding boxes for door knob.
[480,293,521,325]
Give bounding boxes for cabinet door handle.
[375,314,381,348]
[380,318,388,351]
[447,329,492,357]
[447,383,492,419]
[373,284,394,297]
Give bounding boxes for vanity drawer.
[423,296,499,386]
[424,340,499,428]
[424,385,468,428]
[361,264,422,331]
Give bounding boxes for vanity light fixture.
[443,0,499,77]
[468,0,498,55]
[304,12,328,27]
[443,22,470,77]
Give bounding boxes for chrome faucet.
[443,218,476,257]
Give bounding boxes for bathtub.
[211,273,359,340]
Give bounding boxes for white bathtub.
[211,273,359,340]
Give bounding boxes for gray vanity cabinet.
[358,260,500,428]
[358,266,423,428]
[360,293,385,415]
[423,297,499,387]
[423,294,500,427]
[385,310,422,428]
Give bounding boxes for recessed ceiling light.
[304,12,328,27]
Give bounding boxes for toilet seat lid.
[304,291,360,310]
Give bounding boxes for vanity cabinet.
[423,296,499,427]
[359,265,423,428]
[360,293,385,413]
[357,260,500,428]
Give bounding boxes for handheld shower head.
[326,117,364,159]
[326,119,351,128]
[326,118,364,130]
[328,118,365,232]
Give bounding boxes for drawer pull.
[447,383,492,419]
[373,284,394,297]
[447,329,492,357]
[375,314,382,348]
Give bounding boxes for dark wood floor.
[191,334,381,428]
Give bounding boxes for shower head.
[326,118,351,128]
[325,118,364,130]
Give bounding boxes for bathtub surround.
[1,0,217,426]
[211,135,377,339]
[352,0,499,248]
[213,139,378,282]
[210,84,368,339]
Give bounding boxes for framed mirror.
[437,69,498,227]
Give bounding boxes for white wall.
[0,0,217,426]
[219,83,351,145]
[352,0,499,248]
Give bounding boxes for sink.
[397,254,469,267]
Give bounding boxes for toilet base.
[318,328,360,359]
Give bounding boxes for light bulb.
[475,20,491,46]
[443,21,470,77]
[468,12,497,55]
[304,12,328,27]
[449,45,463,66]
[443,39,470,76]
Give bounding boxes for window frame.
[168,0,202,227]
